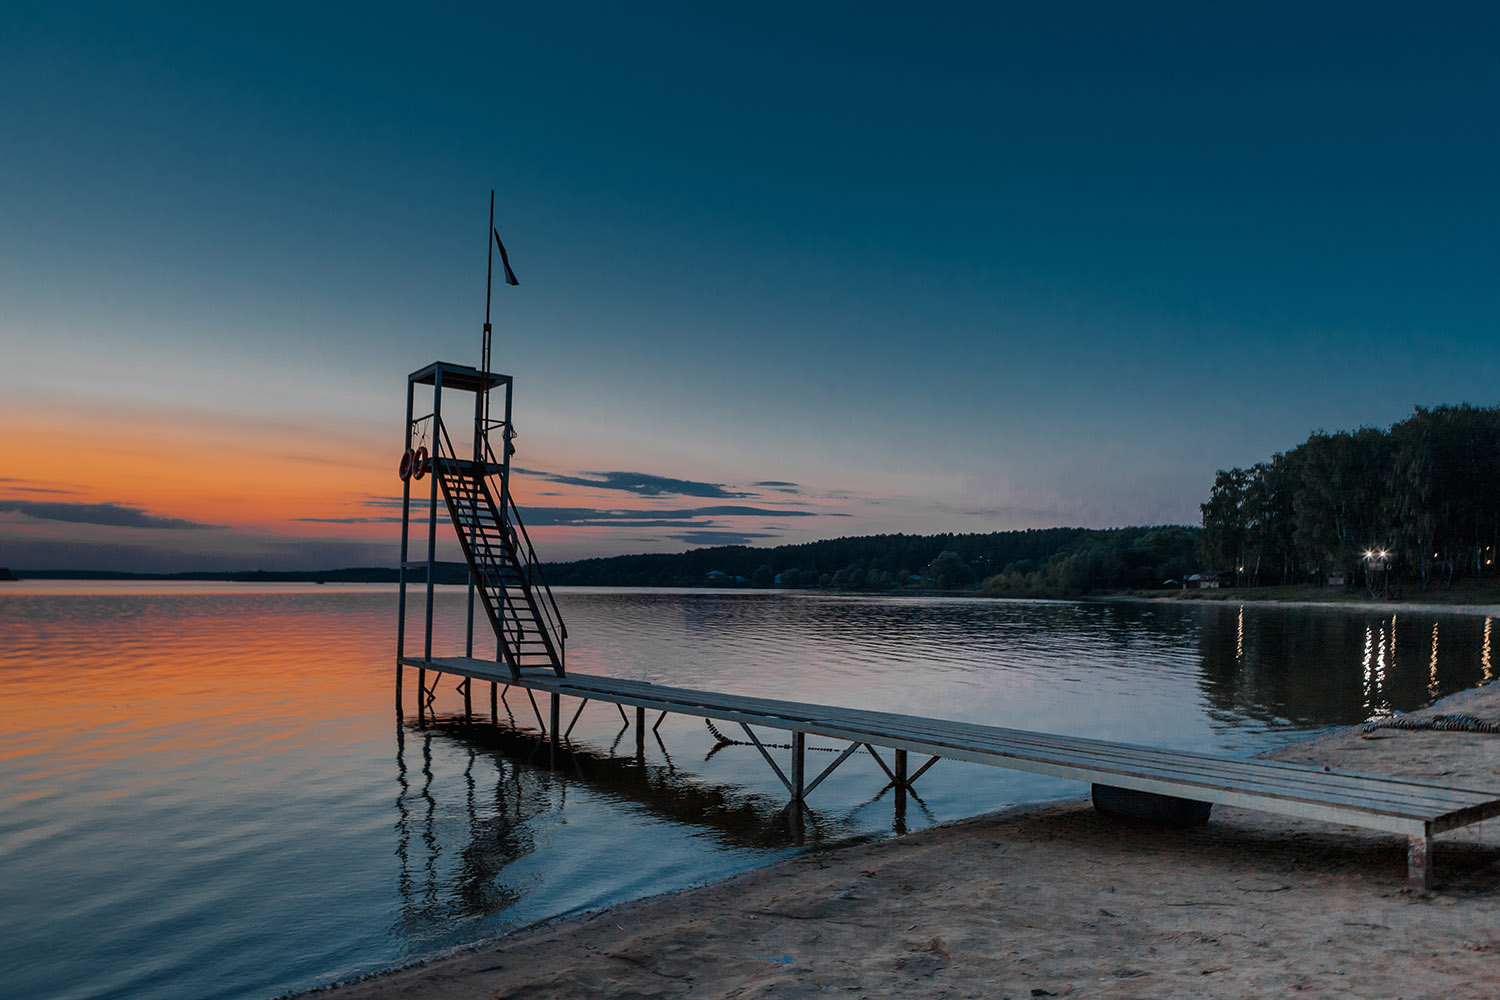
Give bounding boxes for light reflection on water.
[1,583,1494,1000]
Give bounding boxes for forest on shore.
[550,404,1500,598]
[1199,404,1500,589]
[544,525,1201,596]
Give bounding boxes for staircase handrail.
[480,438,568,647]
[505,491,568,642]
[428,418,540,661]
[429,415,568,670]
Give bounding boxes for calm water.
[1,584,1494,1000]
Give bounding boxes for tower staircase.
[430,418,566,678]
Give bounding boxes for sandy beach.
[304,683,1500,1000]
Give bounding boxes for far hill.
[543,525,1201,596]
[7,527,1201,597]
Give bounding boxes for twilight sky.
[2,2,1498,571]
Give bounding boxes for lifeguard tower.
[395,202,566,713]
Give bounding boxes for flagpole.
[483,190,495,385]
[480,192,519,462]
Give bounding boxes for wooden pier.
[404,656,1500,889]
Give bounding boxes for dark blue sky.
[3,2,1498,567]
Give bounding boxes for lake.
[1,584,1493,1000]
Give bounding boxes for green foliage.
[544,526,1202,594]
[1199,405,1500,586]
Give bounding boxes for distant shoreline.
[8,571,1500,618]
[0,566,451,584]
[1109,593,1500,618]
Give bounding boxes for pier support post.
[1408,833,1432,890]
[463,678,472,720]
[635,706,645,759]
[549,694,561,769]
[792,731,806,802]
[490,682,498,724]
[417,666,427,723]
[893,748,909,833]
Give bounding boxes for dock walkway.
[408,656,1500,888]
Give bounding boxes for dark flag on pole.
[493,229,519,286]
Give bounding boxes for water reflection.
[1195,602,1491,730]
[1485,617,1493,682]
[387,711,865,939]
[4,584,1499,1000]
[1237,604,1244,662]
[1430,622,1441,699]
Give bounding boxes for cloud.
[752,480,801,494]
[665,530,777,546]
[292,516,405,524]
[0,477,81,495]
[517,504,840,527]
[0,499,218,530]
[516,468,752,499]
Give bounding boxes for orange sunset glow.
[0,388,856,572]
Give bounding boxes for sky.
[2,1,1498,572]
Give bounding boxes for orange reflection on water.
[0,584,398,807]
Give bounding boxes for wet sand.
[303,684,1500,1000]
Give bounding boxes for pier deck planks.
[406,656,1500,887]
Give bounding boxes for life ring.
[412,445,430,480]
[398,448,415,481]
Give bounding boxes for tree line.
[543,525,1201,596]
[1199,404,1500,588]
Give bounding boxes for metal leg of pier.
[490,682,497,724]
[908,755,941,786]
[741,725,793,794]
[802,741,862,798]
[1409,833,1432,890]
[549,694,560,769]
[894,748,909,829]
[635,706,645,759]
[792,732,806,802]
[564,698,589,739]
[416,666,426,723]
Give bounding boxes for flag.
[493,229,519,286]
